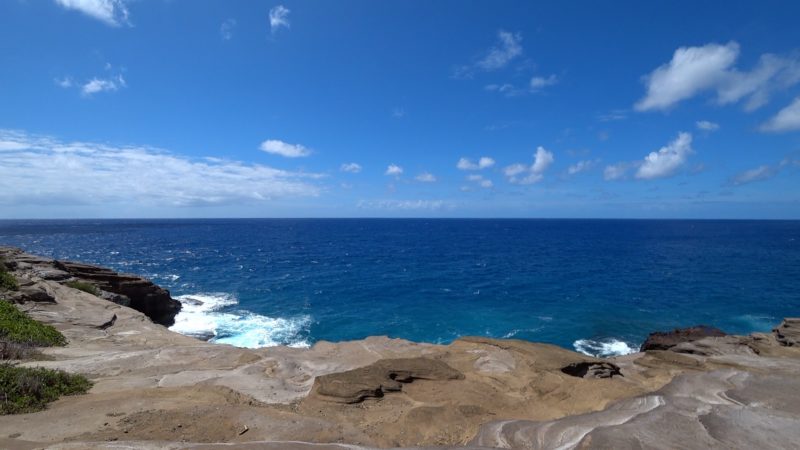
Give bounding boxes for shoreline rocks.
[640,325,727,351]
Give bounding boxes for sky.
[1,0,800,219]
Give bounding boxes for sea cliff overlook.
[1,246,799,449]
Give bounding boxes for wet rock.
[641,325,727,352]
[313,357,464,403]
[773,318,800,347]
[561,361,622,378]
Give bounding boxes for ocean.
[1,219,798,357]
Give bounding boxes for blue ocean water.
[1,219,798,357]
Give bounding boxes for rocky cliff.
[1,248,799,450]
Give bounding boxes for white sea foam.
[573,338,638,358]
[169,293,310,348]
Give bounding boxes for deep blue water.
[1,219,798,356]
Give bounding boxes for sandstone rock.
[561,361,622,378]
[773,318,800,347]
[313,357,464,403]
[641,325,726,351]
[54,260,181,326]
[9,284,56,303]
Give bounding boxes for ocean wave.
[573,338,638,358]
[169,293,311,348]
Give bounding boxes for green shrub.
[0,301,66,347]
[0,272,17,291]
[0,363,91,414]
[64,280,99,296]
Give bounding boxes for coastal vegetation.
[0,258,18,291]
[0,300,67,348]
[0,364,91,414]
[64,280,100,296]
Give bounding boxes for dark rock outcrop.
[561,361,622,378]
[641,325,727,352]
[53,260,181,327]
[773,318,800,347]
[314,357,464,403]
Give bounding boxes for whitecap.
[169,292,310,348]
[573,338,638,358]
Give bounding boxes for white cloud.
[732,165,775,185]
[636,42,738,111]
[415,172,437,182]
[635,42,800,112]
[465,174,493,188]
[603,163,630,181]
[477,30,523,71]
[760,97,800,132]
[696,120,720,131]
[636,132,693,179]
[567,159,597,175]
[457,156,495,170]
[0,129,321,208]
[391,107,405,118]
[269,5,290,33]
[504,146,554,184]
[357,199,452,211]
[81,75,125,96]
[220,19,236,40]
[530,74,558,90]
[54,0,130,26]
[259,139,312,158]
[385,164,403,176]
[340,162,362,173]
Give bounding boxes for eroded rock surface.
[773,318,800,346]
[640,325,727,351]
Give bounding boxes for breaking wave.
[169,292,311,348]
[573,338,638,358]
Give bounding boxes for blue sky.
[1,1,800,219]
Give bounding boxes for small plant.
[0,272,17,291]
[0,363,91,414]
[64,280,100,296]
[0,301,66,347]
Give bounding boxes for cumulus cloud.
[340,162,362,173]
[760,97,800,132]
[456,156,495,170]
[696,120,720,131]
[415,172,437,182]
[54,77,73,88]
[269,5,290,33]
[385,164,403,176]
[220,19,236,40]
[357,199,452,211]
[636,132,693,179]
[504,146,554,184]
[81,75,126,96]
[0,129,321,208]
[484,75,557,97]
[54,0,130,26]
[259,139,311,158]
[567,159,598,175]
[635,42,800,112]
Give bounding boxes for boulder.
[773,318,800,347]
[641,325,726,352]
[313,357,464,403]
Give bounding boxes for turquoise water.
[1,219,798,356]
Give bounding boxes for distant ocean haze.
[1,219,797,357]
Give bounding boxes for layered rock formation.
[0,247,180,326]
[640,325,727,351]
[1,248,799,449]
